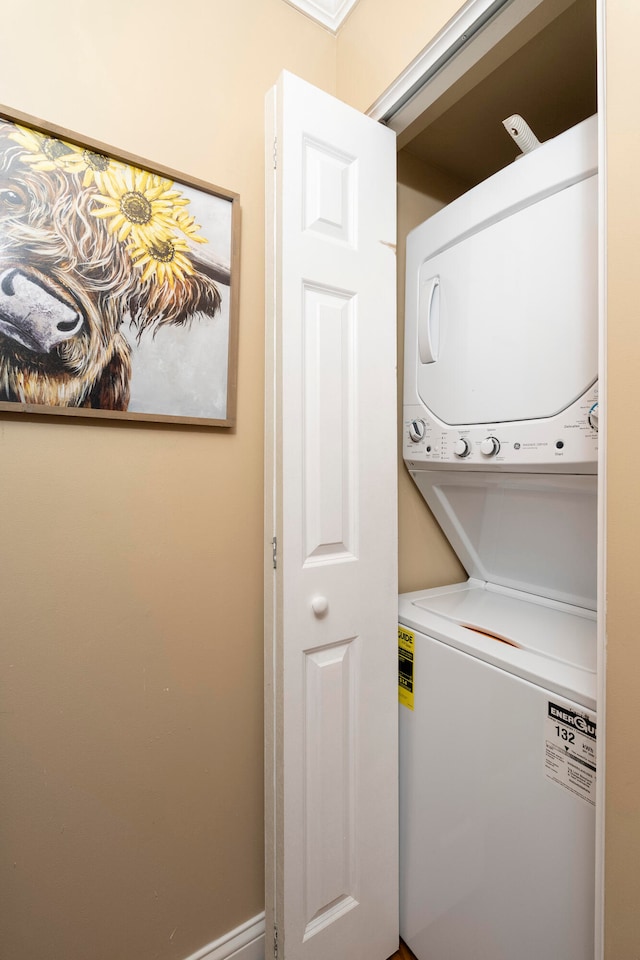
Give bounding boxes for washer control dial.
[453,438,470,458]
[408,419,426,443]
[480,436,500,457]
[588,403,599,432]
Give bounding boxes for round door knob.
[408,419,426,443]
[453,438,470,458]
[311,596,329,617]
[480,436,500,457]
[588,403,599,432]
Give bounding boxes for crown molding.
[283,0,360,33]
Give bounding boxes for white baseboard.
[183,913,265,960]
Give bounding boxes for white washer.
[398,581,596,960]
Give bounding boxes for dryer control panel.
[403,383,598,472]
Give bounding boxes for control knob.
[588,403,599,432]
[408,419,426,443]
[480,436,500,457]
[453,438,470,458]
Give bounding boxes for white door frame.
[594,1,607,956]
[368,0,577,144]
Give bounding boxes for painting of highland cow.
[0,109,239,426]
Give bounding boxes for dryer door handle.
[418,275,440,364]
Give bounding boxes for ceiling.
[403,0,597,188]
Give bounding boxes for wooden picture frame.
[0,105,240,427]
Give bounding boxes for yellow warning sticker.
[398,625,415,710]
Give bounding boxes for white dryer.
[399,115,598,960]
[403,114,598,474]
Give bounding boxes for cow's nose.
[0,268,84,353]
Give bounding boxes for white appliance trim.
[182,913,265,960]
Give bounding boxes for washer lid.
[398,580,596,709]
[409,470,597,610]
[411,583,595,672]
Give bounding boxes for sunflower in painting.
[128,234,196,286]
[173,208,208,244]
[78,148,117,188]
[9,125,85,173]
[10,124,120,189]
[10,121,210,286]
[91,165,210,283]
[90,166,191,247]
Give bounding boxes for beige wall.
[337,0,464,111]
[0,3,335,960]
[603,3,640,957]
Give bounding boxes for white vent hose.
[502,114,541,154]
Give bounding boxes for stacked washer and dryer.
[399,115,598,960]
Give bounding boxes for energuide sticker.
[398,626,415,710]
[544,701,596,806]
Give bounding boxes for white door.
[265,71,398,960]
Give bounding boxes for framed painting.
[0,105,240,427]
